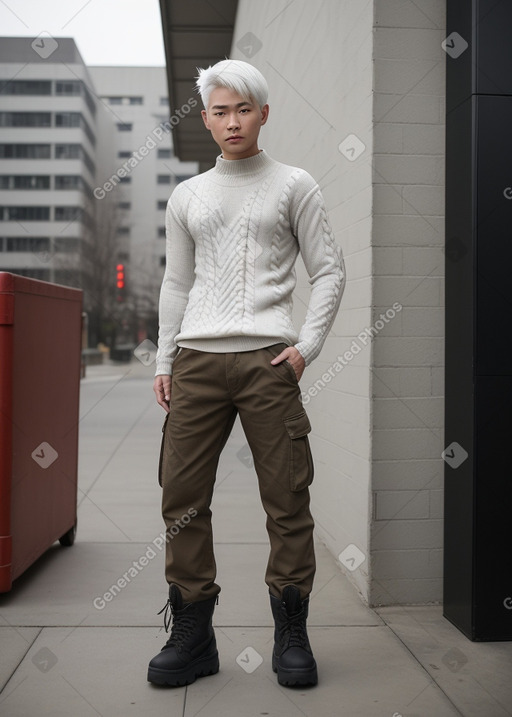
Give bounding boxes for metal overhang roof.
[159,0,239,168]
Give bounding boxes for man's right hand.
[154,374,172,413]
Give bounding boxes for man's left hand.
[270,346,305,381]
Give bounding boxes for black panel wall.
[444,0,512,640]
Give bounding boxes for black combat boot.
[270,585,318,686]
[147,584,219,686]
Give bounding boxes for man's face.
[201,86,269,160]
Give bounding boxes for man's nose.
[227,114,240,129]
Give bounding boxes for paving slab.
[185,626,462,717]
[0,626,40,691]
[0,627,185,717]
[377,606,512,717]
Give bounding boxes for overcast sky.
[0,0,166,66]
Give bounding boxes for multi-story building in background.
[0,36,197,345]
[89,65,197,334]
[0,37,104,287]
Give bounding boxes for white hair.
[195,59,268,110]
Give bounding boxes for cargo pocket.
[284,411,314,491]
[158,412,170,487]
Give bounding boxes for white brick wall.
[371,0,445,604]
[231,0,446,605]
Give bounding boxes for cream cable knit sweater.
[155,149,345,376]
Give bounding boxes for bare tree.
[54,194,162,349]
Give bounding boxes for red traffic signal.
[116,263,125,289]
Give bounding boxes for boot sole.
[147,651,219,687]
[272,653,318,687]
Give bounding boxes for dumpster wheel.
[59,521,77,547]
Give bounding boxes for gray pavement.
[1,360,511,716]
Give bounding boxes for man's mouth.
[226,136,243,141]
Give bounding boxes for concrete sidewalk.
[1,361,511,716]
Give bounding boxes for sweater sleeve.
[291,173,346,365]
[155,187,195,376]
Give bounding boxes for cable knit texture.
[155,150,346,375]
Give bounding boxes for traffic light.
[116,263,125,301]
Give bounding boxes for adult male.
[148,59,345,688]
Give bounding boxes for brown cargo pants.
[158,343,316,603]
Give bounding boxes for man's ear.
[260,103,270,126]
[201,109,211,130]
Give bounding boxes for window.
[176,175,194,183]
[17,176,50,190]
[0,80,52,95]
[55,176,83,190]
[157,148,172,159]
[59,82,96,116]
[55,112,80,128]
[0,206,50,221]
[160,97,169,106]
[54,144,96,175]
[0,144,51,159]
[157,200,167,210]
[118,151,131,158]
[157,175,171,185]
[119,177,131,184]
[5,236,50,252]
[0,175,50,190]
[157,119,172,134]
[55,81,81,96]
[0,112,51,127]
[158,226,166,237]
[55,206,81,222]
[55,114,96,146]
[105,96,142,105]
[55,144,80,159]
[159,256,166,267]
[118,202,131,210]
[117,227,130,235]
[117,123,132,132]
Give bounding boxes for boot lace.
[157,599,197,649]
[281,609,308,649]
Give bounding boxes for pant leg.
[160,348,237,602]
[234,344,316,600]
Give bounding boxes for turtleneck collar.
[213,149,274,179]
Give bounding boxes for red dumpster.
[0,272,82,592]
